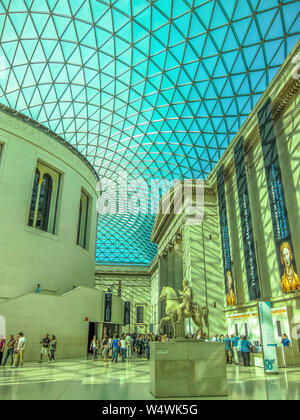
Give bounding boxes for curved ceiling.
[0,0,299,265]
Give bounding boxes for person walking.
[112,334,120,363]
[48,335,57,363]
[120,334,127,362]
[39,334,50,363]
[12,332,26,368]
[90,335,99,361]
[2,335,15,367]
[101,335,109,362]
[241,336,251,367]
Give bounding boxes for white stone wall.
[0,110,98,298]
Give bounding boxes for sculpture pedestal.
[150,341,228,398]
[174,321,185,339]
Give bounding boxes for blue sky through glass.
[0,0,299,264]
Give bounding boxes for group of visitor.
[0,332,26,368]
[89,332,165,363]
[208,332,291,366]
[209,333,257,366]
[39,333,57,363]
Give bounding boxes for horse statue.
[159,286,209,339]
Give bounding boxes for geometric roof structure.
[0,0,299,265]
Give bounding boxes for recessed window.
[77,190,90,249]
[0,143,3,166]
[136,306,145,324]
[28,162,61,235]
[276,321,282,338]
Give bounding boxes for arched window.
[28,169,40,228]
[28,163,60,234]
[77,198,83,245]
[37,173,53,231]
[77,191,90,249]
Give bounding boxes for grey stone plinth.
[150,341,228,398]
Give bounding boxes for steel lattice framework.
[0,0,299,265]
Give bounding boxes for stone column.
[174,235,183,294]
[167,243,175,290]
[158,252,168,323]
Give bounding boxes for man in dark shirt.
[39,334,50,363]
[3,335,15,366]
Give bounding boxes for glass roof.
[0,0,299,265]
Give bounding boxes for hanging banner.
[104,293,112,322]
[217,166,236,307]
[258,302,279,375]
[258,98,299,294]
[234,137,261,301]
[123,301,131,325]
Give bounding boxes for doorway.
[103,323,120,338]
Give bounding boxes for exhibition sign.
[217,166,236,307]
[234,137,261,301]
[258,98,299,294]
[124,301,131,325]
[258,302,279,374]
[104,292,112,322]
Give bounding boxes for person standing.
[281,334,291,347]
[241,336,251,367]
[3,335,15,366]
[224,334,232,364]
[12,335,20,367]
[135,334,144,358]
[143,335,150,361]
[12,332,26,368]
[0,336,5,366]
[237,335,243,365]
[39,334,50,363]
[132,331,137,357]
[125,334,133,359]
[35,284,41,293]
[231,334,240,364]
[112,334,120,363]
[90,335,99,361]
[196,332,205,341]
[48,335,57,363]
[120,334,127,362]
[210,334,220,342]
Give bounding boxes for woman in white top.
[89,336,99,361]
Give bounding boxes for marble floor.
[0,358,300,400]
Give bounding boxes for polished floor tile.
[0,358,300,400]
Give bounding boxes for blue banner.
[258,98,299,294]
[217,166,236,307]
